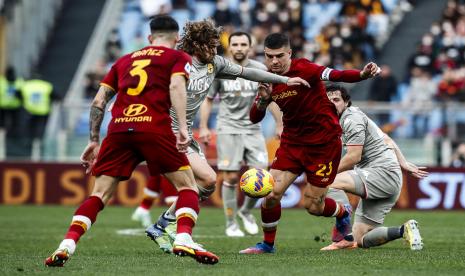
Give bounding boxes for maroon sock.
[322,197,345,218]
[175,189,199,235]
[261,202,281,245]
[64,196,104,243]
[140,196,155,210]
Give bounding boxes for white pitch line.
[116,228,232,239]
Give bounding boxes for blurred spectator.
[84,60,107,100]
[105,29,122,64]
[369,64,398,125]
[437,67,465,101]
[402,68,437,137]
[20,75,61,147]
[0,66,23,137]
[450,142,465,167]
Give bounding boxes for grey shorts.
[217,133,268,171]
[187,139,206,160]
[349,167,402,225]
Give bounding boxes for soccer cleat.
[403,219,423,250]
[146,224,173,253]
[172,233,219,265]
[237,211,259,235]
[131,207,152,228]
[156,212,177,241]
[225,222,245,237]
[239,242,276,254]
[320,239,357,251]
[45,248,70,267]
[333,204,352,242]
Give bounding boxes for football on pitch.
[239,168,274,198]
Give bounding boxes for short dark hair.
[228,31,252,45]
[326,84,352,107]
[264,33,290,49]
[149,15,179,33]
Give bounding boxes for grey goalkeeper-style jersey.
[170,55,241,138]
[340,106,400,171]
[207,59,266,134]
[170,55,288,138]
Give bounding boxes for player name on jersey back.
[101,45,191,134]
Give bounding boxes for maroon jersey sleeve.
[100,64,118,92]
[301,59,363,83]
[171,51,191,79]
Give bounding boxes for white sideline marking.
[116,228,227,239]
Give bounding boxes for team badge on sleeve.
[207,63,214,73]
[321,68,333,81]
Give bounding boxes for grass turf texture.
[1,206,464,275]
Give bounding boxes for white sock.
[59,239,76,255]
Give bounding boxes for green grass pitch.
[1,205,464,275]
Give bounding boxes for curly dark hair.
[178,19,222,55]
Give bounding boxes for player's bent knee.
[305,204,324,216]
[197,171,217,188]
[197,183,215,201]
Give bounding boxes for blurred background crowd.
[3,0,465,167]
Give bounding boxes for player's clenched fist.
[360,62,381,79]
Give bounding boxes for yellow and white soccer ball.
[239,168,274,198]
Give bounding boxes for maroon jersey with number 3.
[101,45,191,134]
[271,58,342,145]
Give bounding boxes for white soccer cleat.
[225,222,245,237]
[237,211,259,235]
[403,219,423,250]
[131,207,152,228]
[172,233,219,265]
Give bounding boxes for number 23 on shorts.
[316,161,333,177]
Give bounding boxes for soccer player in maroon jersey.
[45,15,219,266]
[240,33,381,254]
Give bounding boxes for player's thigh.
[354,194,399,226]
[92,133,142,180]
[243,133,268,169]
[91,175,120,204]
[303,139,342,189]
[187,141,216,187]
[164,168,198,191]
[330,171,358,195]
[352,222,376,245]
[141,133,190,176]
[217,133,244,171]
[266,169,299,204]
[353,167,402,200]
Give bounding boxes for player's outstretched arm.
[241,67,309,87]
[170,74,190,153]
[383,134,429,178]
[199,98,213,145]
[81,85,115,173]
[323,62,381,83]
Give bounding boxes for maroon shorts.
[271,138,342,188]
[92,132,189,180]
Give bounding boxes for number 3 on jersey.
[127,59,150,96]
[316,161,333,177]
